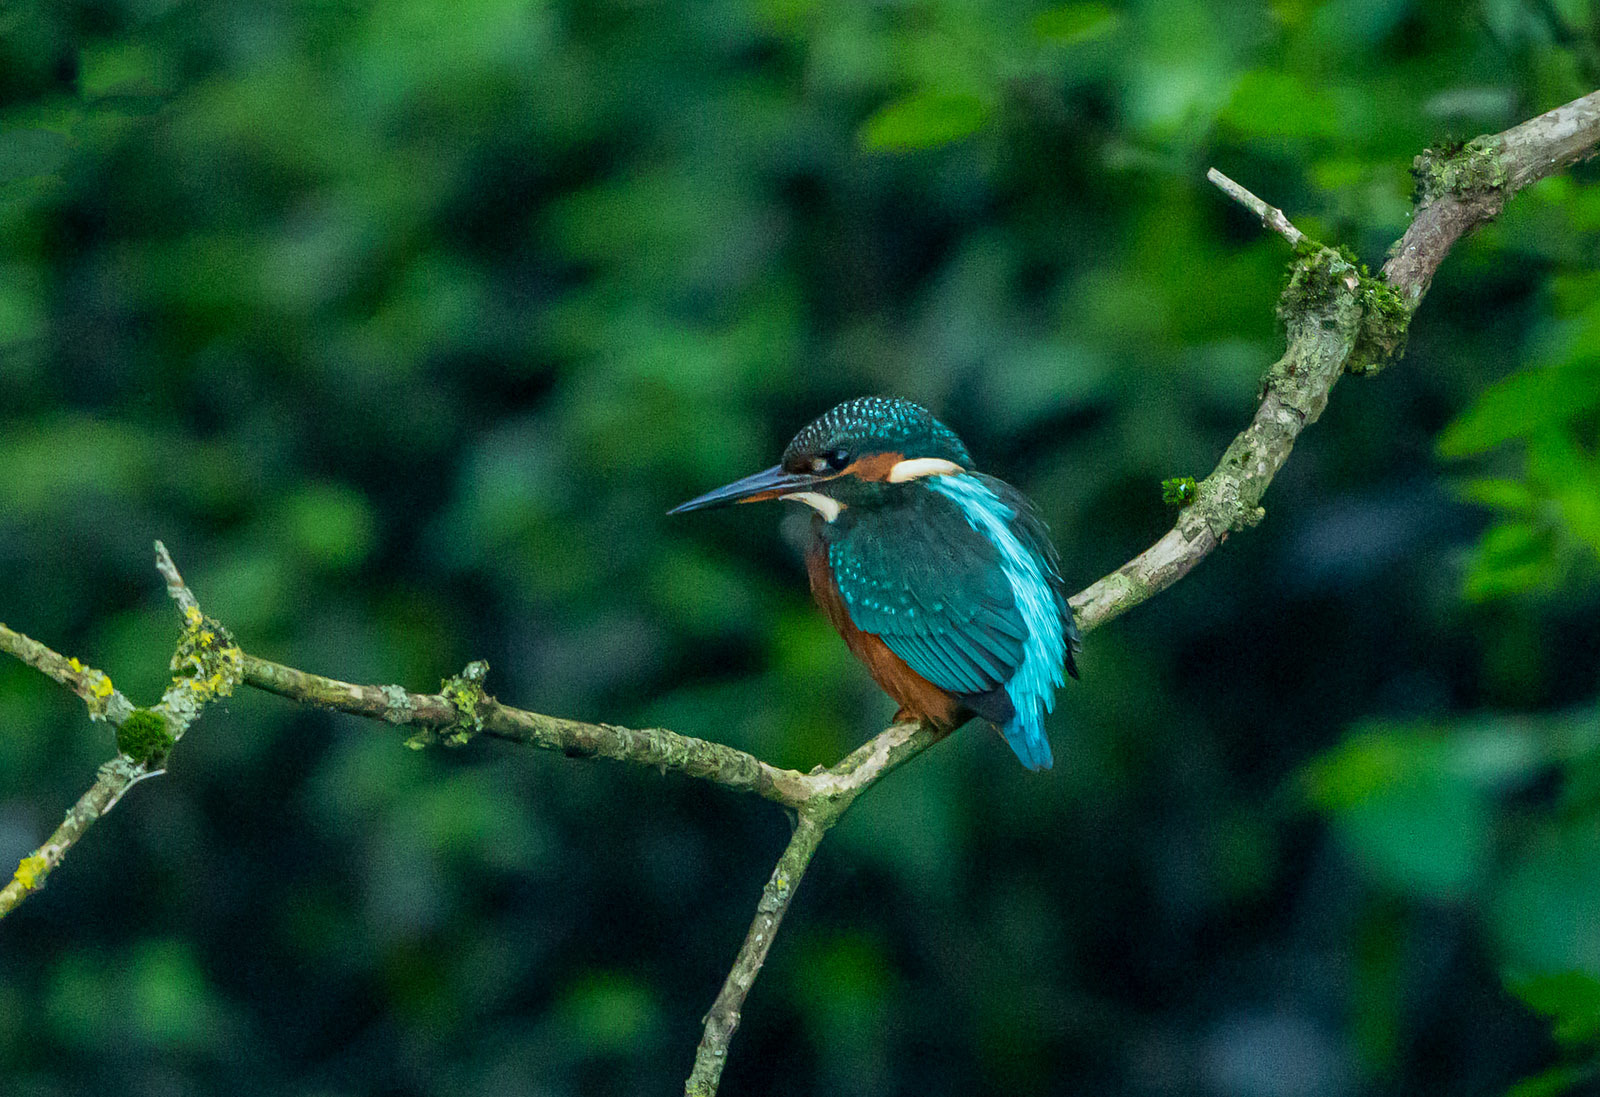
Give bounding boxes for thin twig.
[0,756,148,916]
[0,625,141,915]
[1206,167,1307,247]
[1206,168,1360,292]
[154,539,201,616]
[0,624,135,724]
[685,813,828,1096]
[239,652,818,810]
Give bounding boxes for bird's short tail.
[999,712,1054,771]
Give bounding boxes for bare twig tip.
[152,541,201,615]
[1207,167,1307,248]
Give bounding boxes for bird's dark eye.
[810,449,850,473]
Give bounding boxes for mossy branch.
[0,542,242,917]
[1072,87,1600,635]
[685,813,828,1097]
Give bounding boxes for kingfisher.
[670,396,1079,770]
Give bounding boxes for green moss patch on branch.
[1266,243,1362,418]
[116,708,174,765]
[1411,136,1510,207]
[1277,238,1414,378]
[440,660,491,746]
[1349,276,1410,375]
[1161,477,1198,507]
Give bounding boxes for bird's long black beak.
[669,464,824,514]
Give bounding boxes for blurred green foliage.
[1440,264,1600,599]
[2,0,1600,1094]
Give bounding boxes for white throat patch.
[783,492,843,522]
[886,457,963,482]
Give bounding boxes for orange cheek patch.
[842,452,905,482]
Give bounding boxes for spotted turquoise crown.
[781,396,973,470]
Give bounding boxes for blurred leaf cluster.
[2,0,1600,1095]
[1309,708,1600,1092]
[1441,255,1600,599]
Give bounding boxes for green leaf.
[1507,1064,1596,1097]
[1031,3,1120,44]
[1220,70,1342,140]
[1493,821,1600,977]
[0,418,245,516]
[1437,360,1600,457]
[1305,730,1492,898]
[1510,971,1600,1046]
[1332,774,1491,898]
[1464,519,1555,601]
[1304,730,1412,811]
[860,91,992,151]
[555,972,660,1056]
[127,940,230,1052]
[278,482,378,572]
[1455,478,1537,514]
[792,931,895,1048]
[1526,431,1600,555]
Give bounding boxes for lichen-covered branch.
[1386,88,1600,302]
[1,544,242,918]
[0,755,153,917]
[1070,242,1363,631]
[0,623,135,726]
[685,813,828,1097]
[1072,86,1600,635]
[239,652,817,810]
[154,540,202,616]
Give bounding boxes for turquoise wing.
[827,494,1027,698]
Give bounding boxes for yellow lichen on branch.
[13,854,47,891]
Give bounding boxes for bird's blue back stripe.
[927,474,1066,770]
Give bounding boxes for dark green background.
[3,1,1600,1094]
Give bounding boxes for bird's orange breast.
[805,540,965,730]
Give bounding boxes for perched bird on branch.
[671,396,1079,770]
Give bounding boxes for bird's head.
[669,397,973,521]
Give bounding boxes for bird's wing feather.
[978,474,1080,676]
[828,492,1026,698]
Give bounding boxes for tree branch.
[1385,89,1600,303]
[1206,168,1309,249]
[238,652,818,810]
[0,543,242,916]
[685,813,828,1097]
[1073,89,1600,633]
[0,623,135,725]
[3,86,1598,1097]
